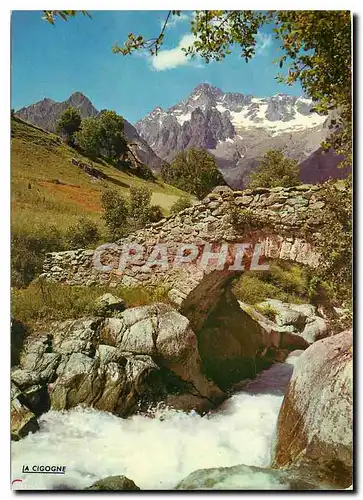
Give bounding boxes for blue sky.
[11,10,304,123]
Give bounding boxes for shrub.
[170,196,192,215]
[231,262,314,305]
[248,149,300,188]
[147,205,164,223]
[75,117,102,158]
[101,189,129,240]
[129,186,152,221]
[101,187,164,239]
[11,225,65,288]
[161,148,225,199]
[98,110,128,160]
[135,162,155,181]
[311,178,352,308]
[66,216,100,249]
[267,262,308,297]
[254,303,277,321]
[56,106,82,145]
[232,275,285,304]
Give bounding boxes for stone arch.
[42,185,324,390]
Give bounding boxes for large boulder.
[49,349,168,417]
[176,464,338,490]
[100,303,225,412]
[85,475,140,491]
[241,298,328,348]
[301,315,328,343]
[272,330,353,488]
[94,293,125,316]
[11,383,39,441]
[13,304,225,422]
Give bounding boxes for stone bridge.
[42,184,325,330]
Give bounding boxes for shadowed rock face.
[272,330,353,488]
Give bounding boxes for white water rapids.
[12,351,302,490]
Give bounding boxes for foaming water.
[12,351,302,490]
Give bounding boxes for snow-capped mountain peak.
[134,83,332,189]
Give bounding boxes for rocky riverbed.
[12,352,302,490]
[11,294,353,491]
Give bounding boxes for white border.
[1,3,361,499]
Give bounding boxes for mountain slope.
[16,93,165,172]
[135,83,343,188]
[11,115,189,236]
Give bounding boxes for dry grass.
[12,280,171,329]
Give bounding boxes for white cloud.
[255,33,273,56]
[150,34,196,71]
[160,12,191,30]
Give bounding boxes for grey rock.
[11,368,41,389]
[50,352,101,409]
[95,293,125,315]
[11,384,39,441]
[289,303,317,318]
[85,475,140,490]
[176,463,337,490]
[273,330,353,488]
[101,303,225,409]
[52,317,101,356]
[301,316,328,343]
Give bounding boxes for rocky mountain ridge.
[15,92,164,172]
[135,83,347,188]
[15,86,349,188]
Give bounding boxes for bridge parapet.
[42,184,324,314]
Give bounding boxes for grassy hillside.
[11,117,190,287]
[11,116,188,231]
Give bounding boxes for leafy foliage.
[98,111,128,160]
[42,10,91,24]
[232,262,313,305]
[162,148,225,199]
[309,177,352,307]
[128,186,161,231]
[75,117,103,158]
[101,186,164,240]
[254,303,278,321]
[43,10,352,167]
[170,196,192,215]
[101,189,129,240]
[56,106,82,145]
[232,275,284,305]
[133,162,155,181]
[11,225,65,288]
[74,111,128,161]
[248,149,300,188]
[112,10,351,168]
[66,216,100,249]
[147,204,164,223]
